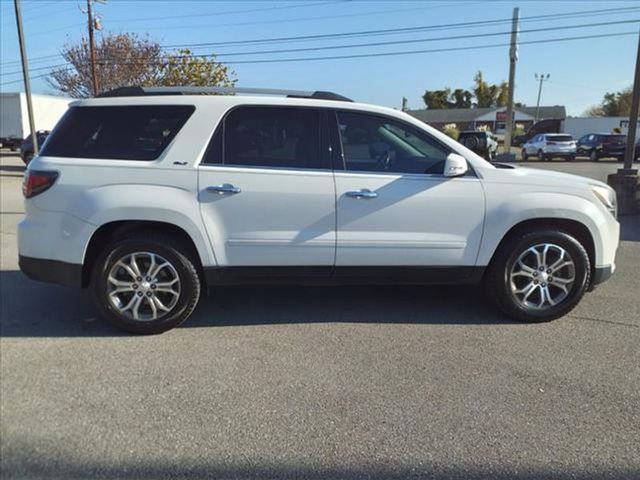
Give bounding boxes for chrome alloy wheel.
[509,243,576,310]
[106,252,180,322]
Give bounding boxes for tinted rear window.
[546,135,573,142]
[604,135,626,141]
[40,105,195,160]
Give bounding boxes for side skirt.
[204,266,485,286]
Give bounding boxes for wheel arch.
[82,220,206,287]
[486,217,596,280]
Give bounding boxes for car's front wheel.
[486,230,591,322]
[90,233,201,334]
[590,149,599,162]
[521,149,528,161]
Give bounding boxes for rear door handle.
[346,189,377,199]
[206,183,241,195]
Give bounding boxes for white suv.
[522,133,577,162]
[18,87,619,334]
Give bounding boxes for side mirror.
[443,153,469,177]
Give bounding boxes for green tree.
[153,49,235,88]
[421,72,518,109]
[584,86,633,116]
[422,88,451,109]
[450,88,473,108]
[48,33,235,97]
[473,71,505,108]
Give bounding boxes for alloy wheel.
[509,243,576,310]
[106,251,180,322]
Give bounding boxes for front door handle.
[206,183,241,195]
[346,189,377,199]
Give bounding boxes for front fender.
[478,191,615,267]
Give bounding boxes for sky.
[0,0,638,116]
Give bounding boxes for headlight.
[591,185,617,219]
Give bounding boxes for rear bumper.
[19,255,83,288]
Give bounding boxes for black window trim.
[198,104,332,172]
[330,108,475,178]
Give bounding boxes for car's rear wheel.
[90,233,201,334]
[486,230,591,322]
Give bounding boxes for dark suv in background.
[20,130,50,165]
[457,130,498,161]
[576,133,626,161]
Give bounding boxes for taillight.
[23,170,58,198]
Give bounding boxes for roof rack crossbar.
[97,86,353,102]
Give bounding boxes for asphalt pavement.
[1,152,639,479]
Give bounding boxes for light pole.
[534,73,550,122]
[13,0,38,156]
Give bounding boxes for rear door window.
[203,106,325,170]
[40,105,195,160]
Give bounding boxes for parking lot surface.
[1,152,639,479]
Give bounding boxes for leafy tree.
[584,86,633,116]
[422,88,451,109]
[450,88,473,108]
[421,72,519,109]
[48,33,235,97]
[153,49,235,88]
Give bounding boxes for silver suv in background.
[522,133,577,161]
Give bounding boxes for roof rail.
[96,86,353,102]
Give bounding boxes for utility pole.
[607,29,640,214]
[87,0,99,96]
[13,0,38,156]
[502,7,519,158]
[402,96,408,112]
[534,73,550,122]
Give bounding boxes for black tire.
[521,149,528,161]
[590,149,599,162]
[567,155,575,162]
[90,232,201,334]
[485,229,591,323]
[537,150,546,162]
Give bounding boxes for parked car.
[19,86,619,334]
[20,130,50,164]
[457,130,498,161]
[576,133,626,161]
[513,118,562,146]
[521,133,576,161]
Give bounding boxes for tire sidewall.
[497,231,590,322]
[91,238,199,334]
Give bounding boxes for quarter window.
[40,105,195,161]
[336,111,452,174]
[205,106,324,169]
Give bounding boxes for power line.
[180,18,640,59]
[112,1,340,23]
[218,31,638,65]
[163,5,640,48]
[137,1,478,31]
[3,16,638,79]
[4,29,633,86]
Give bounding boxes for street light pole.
[534,73,550,122]
[13,0,38,156]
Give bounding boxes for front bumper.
[591,264,614,288]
